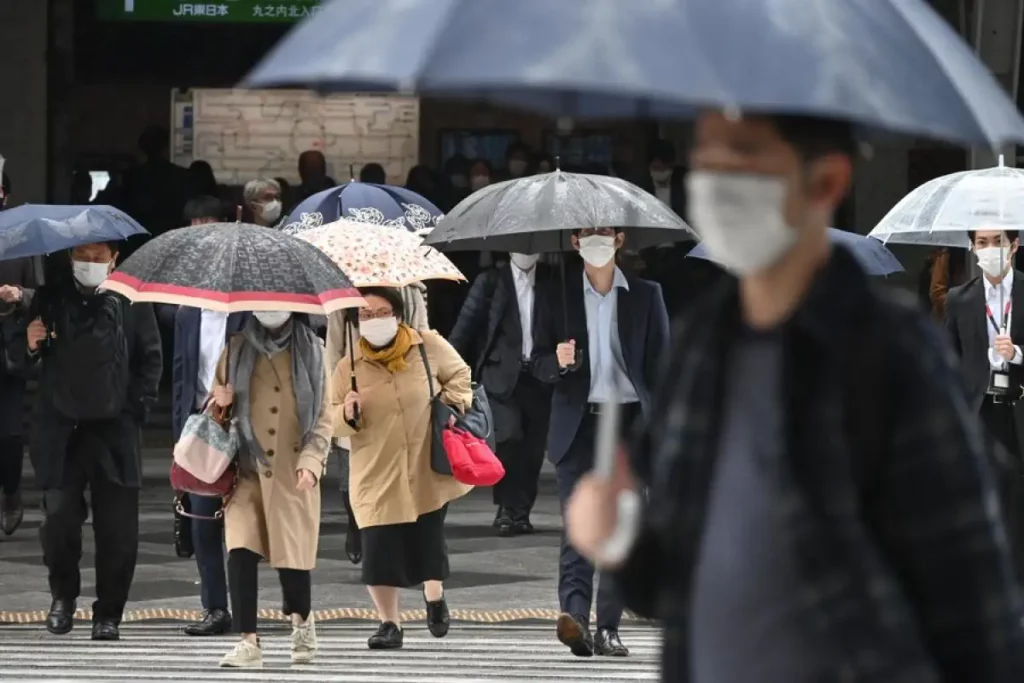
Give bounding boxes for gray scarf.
[229,317,326,471]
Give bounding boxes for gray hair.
[242,178,281,206]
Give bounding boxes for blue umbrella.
[0,204,148,261]
[687,228,904,276]
[246,0,1024,146]
[281,183,443,235]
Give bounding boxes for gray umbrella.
[423,171,693,253]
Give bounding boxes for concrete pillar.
[0,0,49,204]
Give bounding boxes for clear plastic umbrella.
[869,156,1024,249]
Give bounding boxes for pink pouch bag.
[172,403,239,484]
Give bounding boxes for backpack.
[47,292,130,421]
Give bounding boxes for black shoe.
[594,628,629,657]
[492,506,504,528]
[498,516,535,537]
[45,598,76,635]
[0,491,23,536]
[367,621,403,650]
[184,608,231,636]
[345,525,362,565]
[91,620,120,641]
[556,613,594,657]
[496,516,516,537]
[424,594,450,638]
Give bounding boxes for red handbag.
[170,402,238,520]
[441,427,505,487]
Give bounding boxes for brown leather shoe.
[555,613,594,657]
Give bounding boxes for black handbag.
[173,494,195,559]
[418,344,497,476]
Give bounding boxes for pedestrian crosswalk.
[0,623,661,681]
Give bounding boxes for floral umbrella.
[295,219,464,288]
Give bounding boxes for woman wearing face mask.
[331,287,473,650]
[207,310,332,668]
[243,178,284,228]
[468,158,493,194]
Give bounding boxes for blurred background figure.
[360,163,387,184]
[295,150,335,203]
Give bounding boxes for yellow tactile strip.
[0,607,651,625]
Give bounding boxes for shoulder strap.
[417,342,436,398]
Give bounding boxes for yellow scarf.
[359,323,414,373]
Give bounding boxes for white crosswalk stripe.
[0,624,661,682]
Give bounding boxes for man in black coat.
[449,253,553,535]
[14,241,162,641]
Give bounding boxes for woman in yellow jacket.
[332,286,472,650]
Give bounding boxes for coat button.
[267,449,275,457]
[268,428,276,436]
[274,386,280,392]
[263,470,273,478]
[293,446,300,453]
[270,406,278,414]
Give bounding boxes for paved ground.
[0,623,660,681]
[0,448,637,625]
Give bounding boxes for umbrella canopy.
[103,223,364,314]
[0,204,148,260]
[869,158,1024,248]
[296,219,464,288]
[245,0,1024,146]
[688,228,903,276]
[424,171,693,253]
[281,183,443,235]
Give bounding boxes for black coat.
[0,257,38,437]
[13,286,162,490]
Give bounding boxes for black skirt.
[361,505,449,587]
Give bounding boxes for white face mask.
[510,253,539,271]
[72,260,111,289]
[360,316,399,347]
[650,168,672,184]
[253,310,291,328]
[976,246,1013,277]
[577,235,617,268]
[687,170,799,276]
[450,174,468,189]
[470,175,490,191]
[260,200,282,223]
[508,159,528,177]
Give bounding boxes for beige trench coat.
[331,328,473,529]
[214,335,333,570]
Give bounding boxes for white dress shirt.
[196,309,229,408]
[983,271,1022,370]
[511,263,535,359]
[583,267,639,404]
[654,183,672,206]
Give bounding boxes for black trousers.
[980,397,1024,583]
[493,373,551,521]
[553,406,639,631]
[228,548,311,633]
[0,435,23,496]
[39,441,139,623]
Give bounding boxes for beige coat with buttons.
[331,328,473,529]
[213,335,333,570]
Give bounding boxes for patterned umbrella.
[296,219,464,288]
[281,183,443,235]
[103,223,364,314]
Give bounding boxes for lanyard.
[987,298,1012,334]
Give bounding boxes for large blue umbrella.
[281,183,443,235]
[0,204,148,261]
[687,228,904,276]
[246,0,1024,146]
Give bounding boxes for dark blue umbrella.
[246,0,1024,146]
[281,182,443,235]
[0,204,148,261]
[687,228,904,276]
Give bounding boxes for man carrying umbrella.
[567,112,1024,681]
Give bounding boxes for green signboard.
[98,0,323,23]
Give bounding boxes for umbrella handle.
[347,316,360,422]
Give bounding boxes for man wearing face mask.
[502,142,532,181]
[531,227,668,659]
[449,252,554,536]
[13,241,162,641]
[565,113,1024,682]
[243,178,284,228]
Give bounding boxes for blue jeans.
[189,494,227,611]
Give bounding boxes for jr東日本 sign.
[98,0,323,23]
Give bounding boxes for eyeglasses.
[358,307,394,322]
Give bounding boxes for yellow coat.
[331,329,473,529]
[214,335,332,570]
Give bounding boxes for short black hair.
[359,286,405,322]
[360,163,387,184]
[971,229,1020,243]
[649,139,677,164]
[765,115,857,162]
[183,195,224,223]
[138,125,170,158]
[505,141,531,160]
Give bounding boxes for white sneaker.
[291,614,318,664]
[219,639,263,668]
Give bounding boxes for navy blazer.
[532,265,669,465]
[167,306,249,441]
